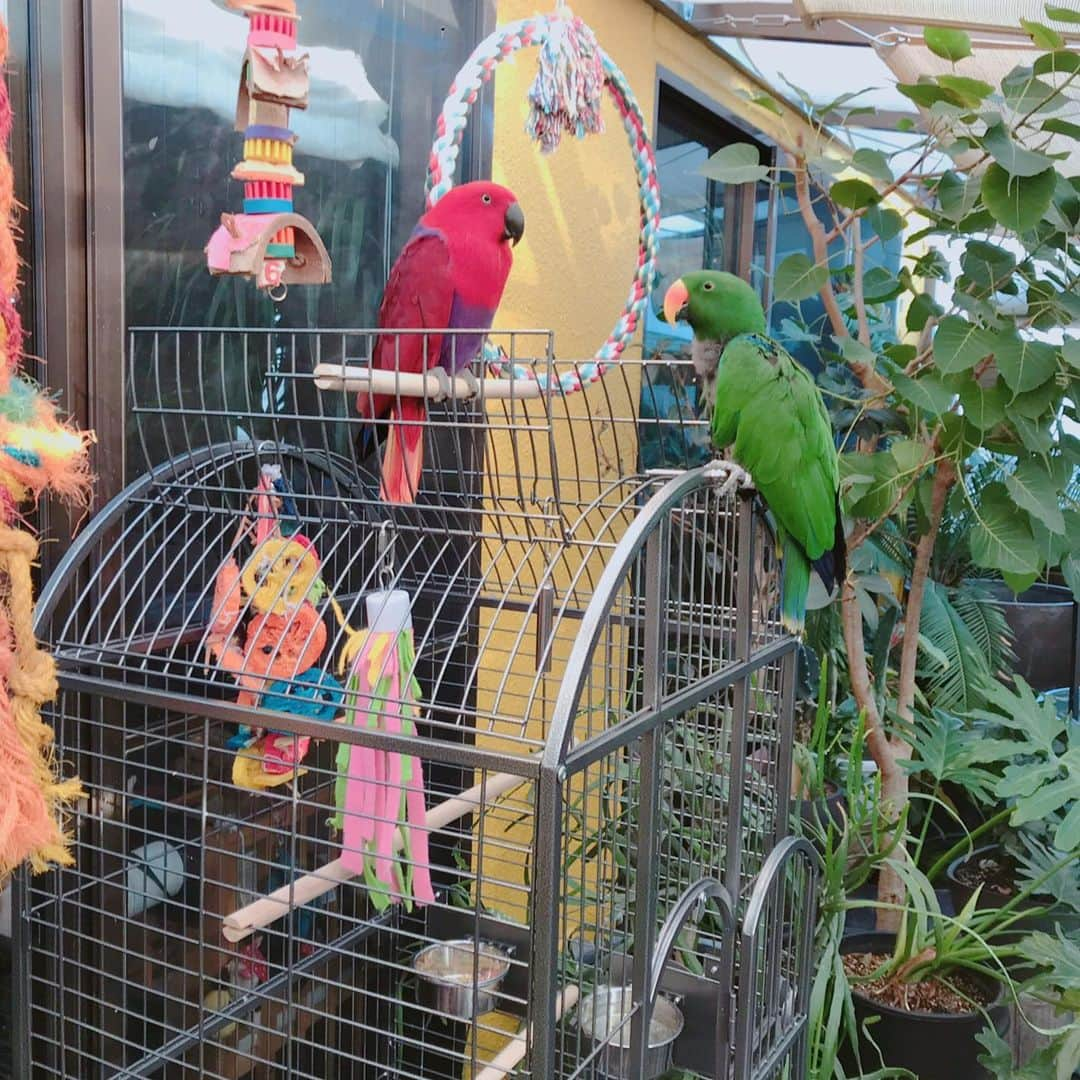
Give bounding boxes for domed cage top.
[17,325,817,1080]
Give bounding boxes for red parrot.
[358,181,525,504]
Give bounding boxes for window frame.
[653,67,780,309]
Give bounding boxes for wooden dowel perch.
[312,362,547,400]
[221,769,526,943]
[474,985,580,1080]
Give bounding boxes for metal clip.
[377,521,396,588]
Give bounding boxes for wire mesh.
[20,327,815,1080]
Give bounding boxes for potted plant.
[925,676,1080,938]
[799,678,1078,1077]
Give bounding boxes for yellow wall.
[492,0,833,357]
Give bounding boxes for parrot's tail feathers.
[356,391,395,458]
[780,545,811,636]
[810,493,847,598]
[356,391,394,423]
[380,397,425,505]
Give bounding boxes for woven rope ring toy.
[425,13,661,396]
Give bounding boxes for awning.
[796,0,1077,36]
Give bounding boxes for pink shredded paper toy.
[335,590,434,912]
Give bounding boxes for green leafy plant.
[719,10,1080,925]
[798,712,912,1078]
[974,930,1080,1080]
[800,680,1078,1076]
[968,677,1080,853]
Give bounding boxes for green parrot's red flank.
[662,270,844,635]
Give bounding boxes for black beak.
[503,202,525,246]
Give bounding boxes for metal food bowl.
[576,984,684,1079]
[411,939,513,1019]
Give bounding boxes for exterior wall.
[491,0,826,356]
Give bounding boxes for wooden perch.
[221,769,527,943]
[312,363,547,401]
[474,984,580,1080]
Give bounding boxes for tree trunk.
[842,458,957,930]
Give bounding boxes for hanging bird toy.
[425,6,660,396]
[205,0,331,296]
[206,465,343,789]
[0,12,92,884]
[332,585,435,913]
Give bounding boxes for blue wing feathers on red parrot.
[358,182,524,505]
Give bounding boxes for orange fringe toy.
[0,15,93,884]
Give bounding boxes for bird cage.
[15,325,817,1080]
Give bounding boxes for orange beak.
[663,279,689,326]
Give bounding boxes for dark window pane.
[122,0,492,474]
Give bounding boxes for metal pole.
[628,518,671,1075]
[528,763,564,1079]
[722,490,757,1073]
[10,868,31,1078]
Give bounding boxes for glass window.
[122,0,493,474]
[640,83,771,470]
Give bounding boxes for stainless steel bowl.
[576,984,684,1079]
[411,939,513,1020]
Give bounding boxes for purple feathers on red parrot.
[358,181,524,504]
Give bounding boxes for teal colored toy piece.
[243,197,294,215]
[265,242,296,258]
[3,445,41,467]
[226,726,256,750]
[261,668,345,725]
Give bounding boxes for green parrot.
[662,269,844,635]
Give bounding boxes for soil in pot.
[843,951,996,1014]
[839,931,1009,1080]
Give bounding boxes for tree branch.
[846,446,937,554]
[895,456,956,727]
[853,217,871,347]
[792,146,849,341]
[823,154,929,245]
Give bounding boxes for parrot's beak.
[503,202,525,246]
[663,279,690,326]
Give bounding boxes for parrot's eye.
[702,281,715,291]
[481,193,492,204]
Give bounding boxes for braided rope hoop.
[425,14,661,396]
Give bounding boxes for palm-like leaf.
[917,581,998,713]
[949,580,1017,679]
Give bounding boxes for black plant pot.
[796,788,845,837]
[948,844,1080,944]
[947,844,1017,913]
[984,582,1077,694]
[840,931,1009,1080]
